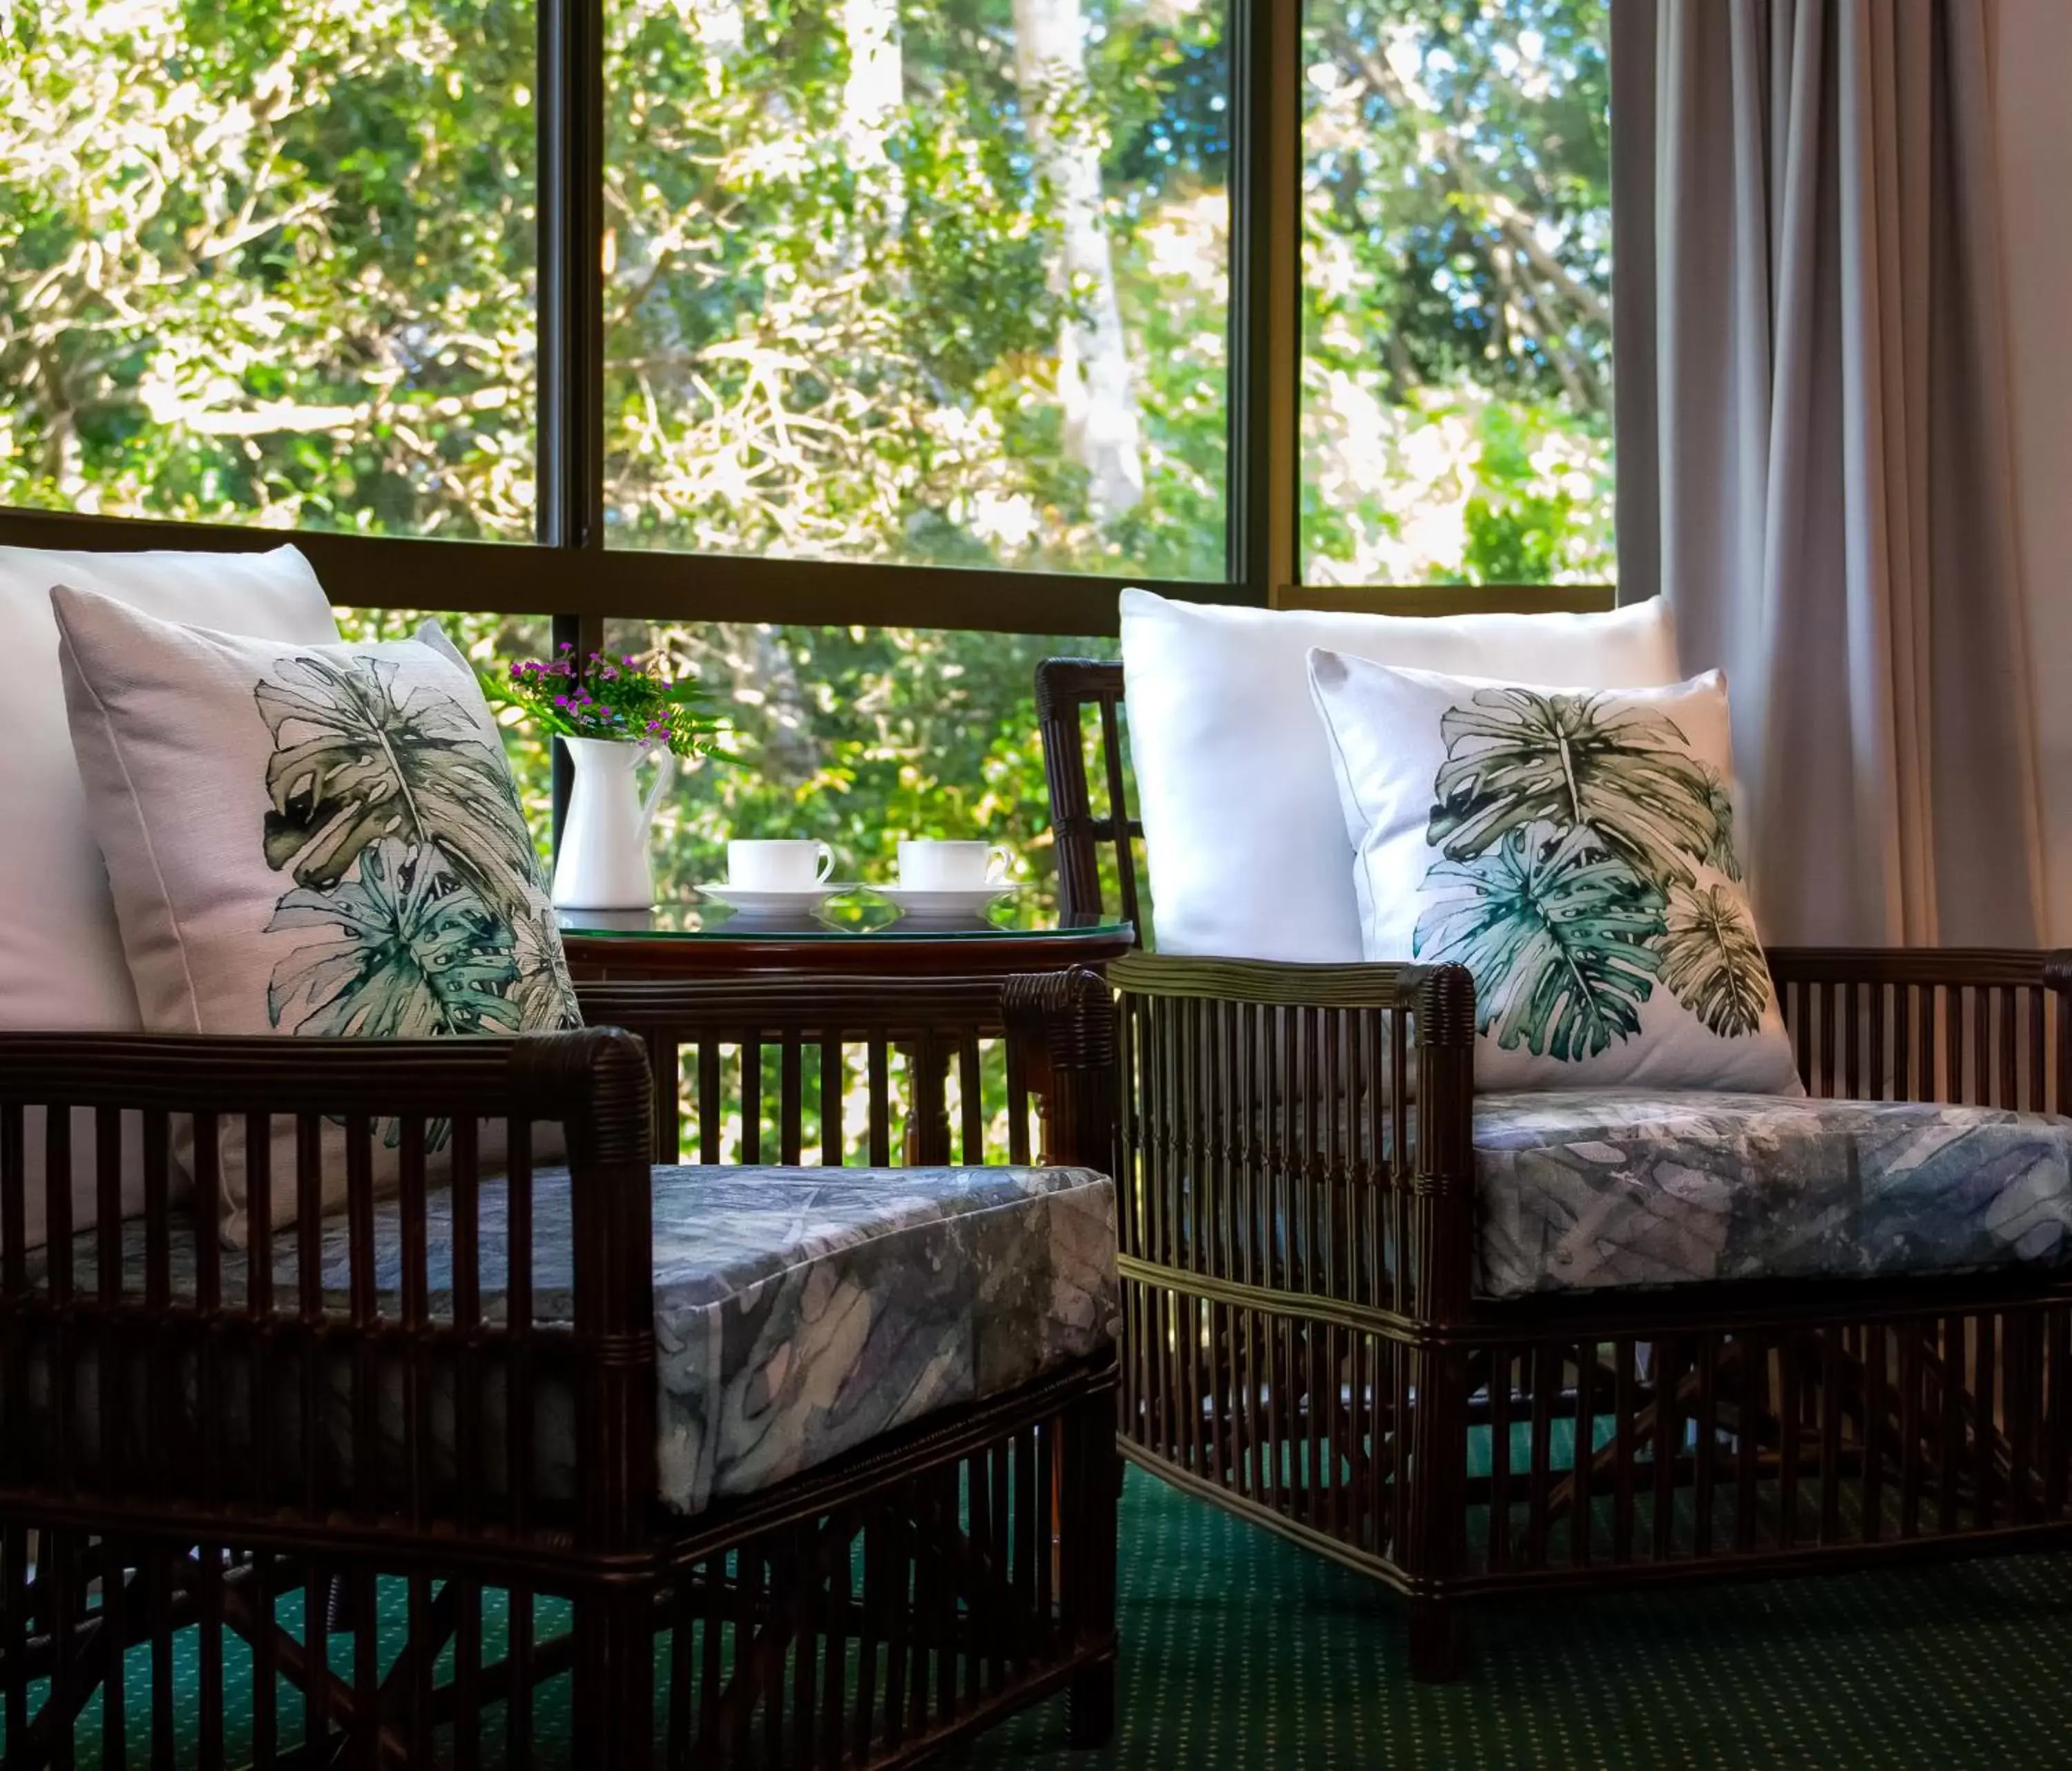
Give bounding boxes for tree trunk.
[841,0,905,232]
[1013,0,1144,521]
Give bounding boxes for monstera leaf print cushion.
[52,584,582,1241]
[1307,648,1802,1095]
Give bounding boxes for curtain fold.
[1612,0,2044,947]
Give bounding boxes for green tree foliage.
[3,0,1613,912]
[1,0,538,534]
[1303,0,1615,584]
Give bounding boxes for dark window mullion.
[1227,0,1303,604]
[539,0,608,845]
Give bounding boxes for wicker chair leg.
[1406,1597,1470,1685]
[1068,1658,1117,1748]
[573,1584,657,1770]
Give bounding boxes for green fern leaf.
[1660,883,1771,1037]
[1414,824,1666,1062]
[1428,687,1719,888]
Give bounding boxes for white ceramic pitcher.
[550,735,676,910]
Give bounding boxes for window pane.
[1301,0,1613,585]
[604,1,1229,580]
[1,1,536,539]
[600,620,1113,919]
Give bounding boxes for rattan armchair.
[0,967,1121,1768]
[1038,654,2072,1682]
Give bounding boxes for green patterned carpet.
[952,1470,2072,1770]
[21,1467,2072,1768]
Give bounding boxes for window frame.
[0,0,1613,640]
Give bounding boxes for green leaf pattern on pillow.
[1700,766,1743,883]
[253,651,579,1050]
[1427,688,1718,888]
[257,653,541,908]
[265,839,524,1040]
[1661,882,1770,1039]
[1411,687,1772,1058]
[1416,825,1665,1064]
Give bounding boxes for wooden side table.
[560,901,1134,1167]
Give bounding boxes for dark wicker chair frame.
[0,968,1120,1768]
[1038,655,2072,1681]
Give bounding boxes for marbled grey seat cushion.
[1475,1091,2072,1298]
[23,1164,1118,1515]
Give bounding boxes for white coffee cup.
[896,840,1013,892]
[727,839,834,892]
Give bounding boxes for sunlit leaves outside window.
[0,0,537,537]
[602,0,1231,580]
[1302,0,1614,586]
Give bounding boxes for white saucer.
[696,881,856,917]
[874,883,1021,919]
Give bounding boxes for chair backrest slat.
[1035,658,1140,937]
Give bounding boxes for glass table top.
[557,891,1133,944]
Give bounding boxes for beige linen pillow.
[1307,649,1802,1095]
[54,586,582,1241]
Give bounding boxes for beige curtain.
[1612,0,2045,946]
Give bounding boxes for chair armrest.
[0,1028,655,1552]
[1766,947,2072,991]
[1763,948,2072,1109]
[1001,966,1119,1173]
[0,1026,644,1129]
[1105,948,1436,1011]
[1103,950,1479,1328]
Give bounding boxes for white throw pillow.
[1307,649,1801,1095]
[54,586,582,1241]
[0,544,340,1250]
[1118,588,1682,962]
